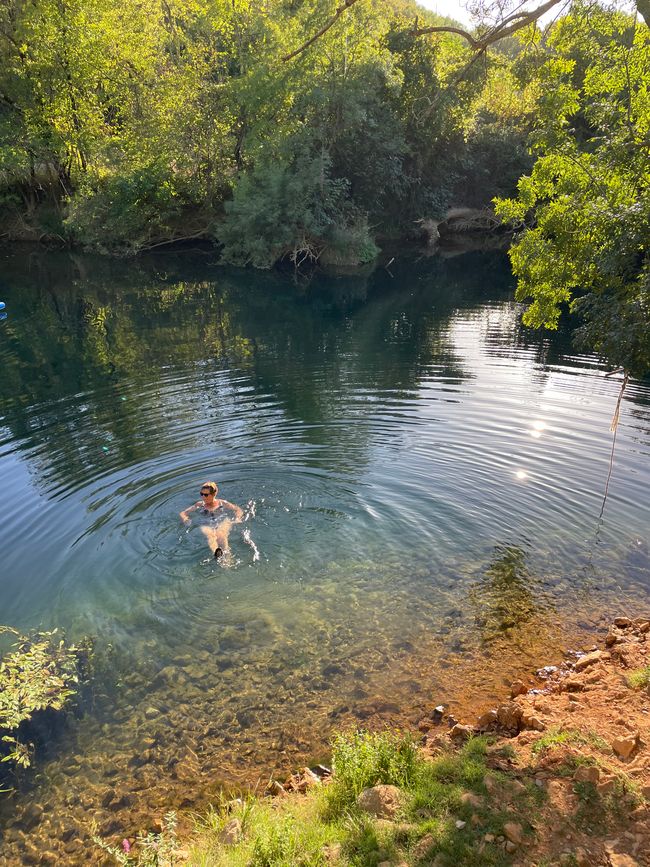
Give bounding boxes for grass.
[177,731,535,867]
[531,727,609,757]
[626,666,650,689]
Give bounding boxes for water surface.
[0,247,648,861]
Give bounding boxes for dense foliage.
[496,3,650,377]
[0,0,532,260]
[1,0,648,371]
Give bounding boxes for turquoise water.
[0,247,648,860]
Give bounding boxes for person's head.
[200,481,218,501]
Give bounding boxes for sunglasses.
[200,491,212,497]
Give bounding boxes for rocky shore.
[194,615,650,866]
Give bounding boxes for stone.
[641,784,650,799]
[144,706,159,719]
[609,855,640,867]
[496,703,523,731]
[510,680,527,698]
[503,822,524,845]
[574,848,593,867]
[357,785,403,819]
[20,803,43,831]
[455,819,466,829]
[266,781,286,797]
[449,723,473,741]
[505,841,518,853]
[612,734,639,760]
[614,617,632,628]
[484,833,495,842]
[431,705,445,722]
[574,650,602,672]
[563,679,585,692]
[219,818,242,846]
[606,631,619,646]
[476,710,497,729]
[573,766,600,784]
[521,713,545,731]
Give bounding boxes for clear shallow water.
[0,247,649,861]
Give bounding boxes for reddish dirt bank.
[416,616,650,866]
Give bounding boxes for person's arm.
[180,502,200,525]
[221,499,244,522]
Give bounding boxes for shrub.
[330,729,418,799]
[0,626,87,770]
[219,141,378,270]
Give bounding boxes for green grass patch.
[531,727,609,757]
[626,666,650,689]
[174,731,539,867]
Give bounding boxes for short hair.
[202,481,218,493]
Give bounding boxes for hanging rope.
[598,369,629,520]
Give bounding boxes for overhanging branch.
[282,0,569,63]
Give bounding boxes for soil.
[417,616,650,866]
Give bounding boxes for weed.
[627,666,650,689]
[92,811,179,866]
[531,727,609,757]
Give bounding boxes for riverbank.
[138,616,649,867]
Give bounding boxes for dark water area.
[0,246,649,862]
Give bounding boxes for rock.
[503,822,524,845]
[219,818,242,845]
[521,713,545,731]
[641,784,650,799]
[574,848,593,867]
[510,680,527,698]
[20,803,43,831]
[431,705,445,722]
[573,766,600,784]
[496,703,523,731]
[612,734,639,759]
[144,706,159,719]
[574,650,603,672]
[266,781,286,797]
[563,678,585,692]
[455,819,466,829]
[449,723,473,741]
[412,834,435,860]
[609,855,640,867]
[505,840,518,853]
[614,617,632,628]
[476,710,497,729]
[606,631,620,646]
[484,833,495,842]
[357,785,403,819]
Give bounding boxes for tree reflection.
[0,249,525,493]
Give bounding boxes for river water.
[0,247,648,862]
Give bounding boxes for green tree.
[494,5,650,375]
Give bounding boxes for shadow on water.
[0,247,649,863]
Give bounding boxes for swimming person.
[180,481,244,559]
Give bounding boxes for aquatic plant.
[0,625,88,771]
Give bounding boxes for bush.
[0,626,88,771]
[219,142,378,270]
[65,162,190,253]
[330,729,418,799]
